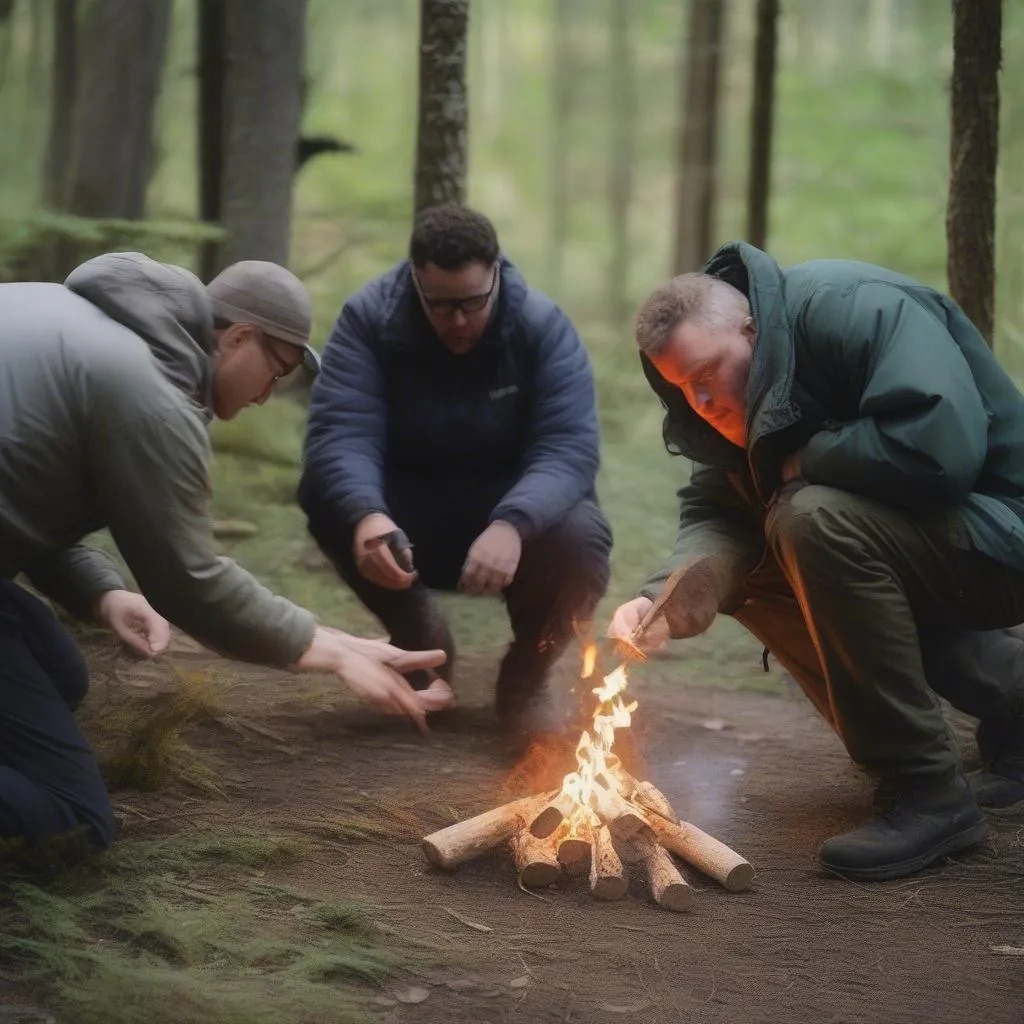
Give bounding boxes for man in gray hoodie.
[0,252,448,850]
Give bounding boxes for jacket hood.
[64,252,215,409]
[640,240,798,471]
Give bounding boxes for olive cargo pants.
[731,484,1024,779]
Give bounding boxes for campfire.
[422,644,754,911]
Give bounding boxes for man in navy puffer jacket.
[299,205,612,738]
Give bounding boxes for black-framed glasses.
[412,265,498,317]
[254,328,298,382]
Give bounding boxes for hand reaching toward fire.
[607,596,670,654]
[296,626,450,732]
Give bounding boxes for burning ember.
[422,645,755,911]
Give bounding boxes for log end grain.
[721,860,756,892]
[656,879,696,912]
[591,874,629,901]
[519,861,562,888]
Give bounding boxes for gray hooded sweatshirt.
[0,252,316,666]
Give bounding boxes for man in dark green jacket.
[610,241,1024,881]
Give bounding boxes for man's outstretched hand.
[296,626,451,733]
[460,520,522,596]
[94,589,171,658]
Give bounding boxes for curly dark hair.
[409,203,500,270]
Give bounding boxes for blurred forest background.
[1,5,1021,1021]
[0,0,1016,649]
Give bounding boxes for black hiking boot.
[818,771,989,881]
[969,710,1024,810]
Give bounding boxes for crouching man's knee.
[764,483,867,565]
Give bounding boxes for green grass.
[0,831,401,1024]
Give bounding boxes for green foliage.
[0,831,399,1024]
[0,210,224,282]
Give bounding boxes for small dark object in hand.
[379,529,415,573]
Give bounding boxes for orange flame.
[581,643,597,679]
[557,651,637,825]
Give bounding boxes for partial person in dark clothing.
[0,581,113,847]
[300,205,612,737]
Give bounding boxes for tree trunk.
[64,0,171,221]
[946,0,1001,348]
[607,0,635,328]
[197,0,226,282]
[42,0,77,210]
[414,0,469,216]
[547,0,573,292]
[672,0,725,275]
[745,0,778,250]
[216,0,306,272]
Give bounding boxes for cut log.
[557,820,593,877]
[589,825,628,901]
[630,781,679,824]
[643,841,695,912]
[423,793,554,869]
[610,768,679,825]
[593,785,654,843]
[529,790,578,839]
[510,828,562,888]
[643,810,755,892]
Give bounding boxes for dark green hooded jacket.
[640,241,1024,605]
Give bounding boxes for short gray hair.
[634,274,749,356]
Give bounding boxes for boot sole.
[819,817,990,882]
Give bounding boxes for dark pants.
[732,484,1024,780]
[0,580,115,846]
[307,477,612,707]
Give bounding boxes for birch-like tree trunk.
[414,0,469,215]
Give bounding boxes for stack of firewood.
[422,769,754,912]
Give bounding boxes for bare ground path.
[30,627,1020,1024]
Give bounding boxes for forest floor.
[3,614,1022,1024]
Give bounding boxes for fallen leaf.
[509,976,530,988]
[990,945,1024,956]
[599,999,653,1013]
[443,906,493,932]
[701,718,730,731]
[394,986,431,1004]
[730,768,745,777]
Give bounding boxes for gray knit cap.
[206,260,320,375]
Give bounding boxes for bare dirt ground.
[11,625,1024,1024]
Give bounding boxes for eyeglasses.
[254,328,299,382]
[412,265,498,317]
